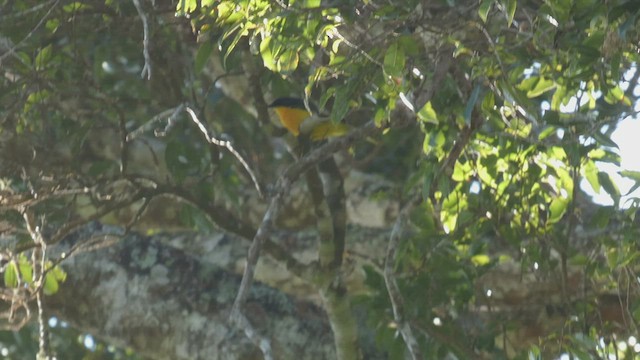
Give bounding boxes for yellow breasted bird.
[268,97,348,141]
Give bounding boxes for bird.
[268,97,348,141]
[269,97,347,266]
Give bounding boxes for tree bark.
[45,224,339,360]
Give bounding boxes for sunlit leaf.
[478,0,494,22]
[527,77,556,98]
[276,48,300,74]
[583,160,600,194]
[46,19,60,32]
[176,0,197,14]
[63,2,91,12]
[517,76,538,92]
[423,129,446,155]
[550,85,567,111]
[548,197,569,224]
[538,125,557,140]
[471,254,491,266]
[620,170,640,195]
[35,45,53,71]
[502,0,517,26]
[223,27,248,68]
[260,37,276,71]
[43,273,59,295]
[417,101,438,125]
[603,85,630,105]
[481,91,495,114]
[302,0,321,8]
[4,261,18,288]
[19,261,33,284]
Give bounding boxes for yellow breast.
[273,107,311,136]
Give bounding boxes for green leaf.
[588,148,620,165]
[35,45,53,71]
[43,265,67,295]
[276,48,300,74]
[598,171,621,204]
[417,101,438,125]
[423,129,446,155]
[529,345,542,359]
[583,160,600,194]
[45,19,60,32]
[260,37,276,71]
[620,170,640,182]
[481,91,495,114]
[604,85,631,106]
[478,0,494,22]
[383,41,405,78]
[591,131,618,149]
[43,273,59,295]
[527,77,556,98]
[517,76,539,92]
[223,27,248,69]
[19,261,33,284]
[176,0,197,14]
[550,85,567,111]
[548,197,569,223]
[195,41,214,74]
[4,261,19,288]
[620,170,640,195]
[464,85,482,125]
[63,2,91,12]
[538,125,557,140]
[302,0,321,8]
[502,0,517,26]
[330,83,355,122]
[471,254,491,266]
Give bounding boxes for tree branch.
[132,0,152,80]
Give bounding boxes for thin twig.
[132,0,152,79]
[384,196,423,360]
[1,187,92,209]
[36,292,50,360]
[126,105,184,141]
[233,311,274,360]
[229,181,286,319]
[183,106,265,198]
[130,104,265,197]
[0,0,57,21]
[22,210,51,359]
